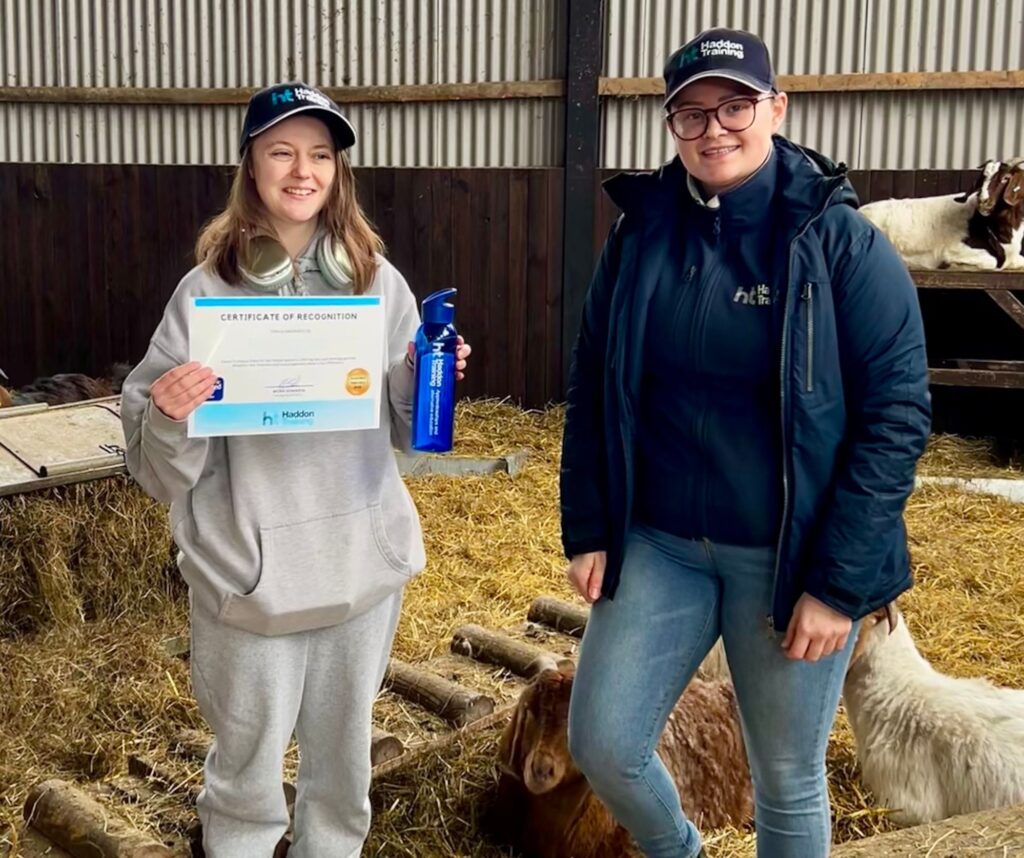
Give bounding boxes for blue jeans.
[567,526,856,858]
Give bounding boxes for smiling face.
[249,115,337,233]
[667,78,787,196]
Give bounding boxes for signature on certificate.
[276,376,302,389]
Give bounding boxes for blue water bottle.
[411,288,458,452]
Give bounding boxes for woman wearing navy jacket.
[560,28,931,858]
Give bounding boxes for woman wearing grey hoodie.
[121,82,470,858]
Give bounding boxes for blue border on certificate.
[194,297,381,307]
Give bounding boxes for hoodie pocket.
[219,503,417,635]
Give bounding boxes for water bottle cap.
[422,288,457,325]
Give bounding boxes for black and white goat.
[859,159,1024,270]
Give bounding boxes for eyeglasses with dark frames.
[666,94,776,141]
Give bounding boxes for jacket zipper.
[802,282,815,393]
[768,180,845,631]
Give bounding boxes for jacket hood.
[603,135,858,225]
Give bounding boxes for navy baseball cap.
[663,28,777,108]
[239,82,356,157]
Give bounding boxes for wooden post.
[450,624,564,677]
[384,660,496,727]
[560,0,605,394]
[24,779,176,857]
[527,596,590,637]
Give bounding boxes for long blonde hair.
[195,148,383,294]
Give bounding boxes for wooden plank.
[953,359,1024,372]
[409,169,435,299]
[429,170,453,295]
[868,170,896,203]
[389,170,416,289]
[26,167,49,377]
[0,81,567,106]
[506,171,529,405]
[0,404,126,477]
[912,270,1024,289]
[7,70,1020,108]
[986,289,1024,330]
[546,170,565,402]
[930,368,1024,389]
[465,170,490,400]
[832,803,1024,856]
[600,69,1024,96]
[892,169,917,201]
[525,171,551,409]
[561,0,604,395]
[0,166,29,385]
[487,171,511,398]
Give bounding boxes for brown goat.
[0,363,131,407]
[491,664,753,858]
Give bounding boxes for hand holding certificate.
[187,295,386,437]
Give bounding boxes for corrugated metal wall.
[602,0,1024,170]
[0,0,566,166]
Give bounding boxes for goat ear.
[1002,172,1024,206]
[497,697,528,778]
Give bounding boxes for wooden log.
[0,826,75,857]
[371,728,406,766]
[171,725,404,767]
[23,779,176,857]
[169,729,210,762]
[450,624,562,677]
[371,704,516,782]
[832,803,1024,856]
[384,660,495,727]
[127,755,195,800]
[527,596,590,637]
[107,775,162,806]
[160,636,190,659]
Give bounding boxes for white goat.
[843,607,1024,826]
[859,159,1024,270]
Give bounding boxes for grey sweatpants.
[189,591,402,858]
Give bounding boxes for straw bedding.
[1,401,1022,857]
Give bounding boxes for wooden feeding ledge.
[911,269,1024,390]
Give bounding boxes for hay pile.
[1,405,1023,858]
[0,477,181,636]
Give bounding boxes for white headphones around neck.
[237,233,354,292]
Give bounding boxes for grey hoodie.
[121,244,426,636]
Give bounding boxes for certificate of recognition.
[187,296,385,438]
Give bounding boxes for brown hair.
[195,148,383,294]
